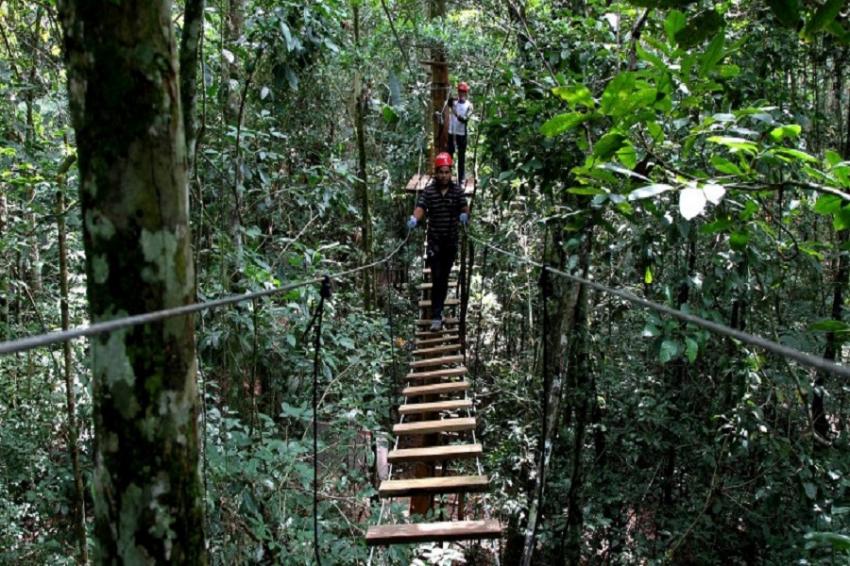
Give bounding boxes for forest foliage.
[2,0,850,563]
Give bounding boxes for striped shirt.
[416,181,468,242]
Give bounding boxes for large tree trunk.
[353,4,374,310]
[57,1,206,562]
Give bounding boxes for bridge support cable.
[465,230,850,380]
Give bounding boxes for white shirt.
[448,99,472,136]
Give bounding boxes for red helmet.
[457,82,470,93]
[435,152,453,168]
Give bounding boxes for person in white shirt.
[447,81,473,187]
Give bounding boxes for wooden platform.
[406,366,468,381]
[398,399,473,416]
[405,174,475,195]
[366,519,502,546]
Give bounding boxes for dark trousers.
[427,239,457,320]
[447,133,468,184]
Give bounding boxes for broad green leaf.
[804,532,850,552]
[675,10,724,49]
[600,73,635,115]
[766,0,801,28]
[540,112,590,136]
[803,482,817,500]
[808,319,850,333]
[636,42,666,70]
[659,339,680,363]
[707,136,758,155]
[664,10,687,45]
[553,84,594,108]
[771,148,818,163]
[644,265,653,284]
[834,206,850,231]
[597,162,650,182]
[700,216,734,234]
[803,0,844,39]
[679,186,707,219]
[629,183,675,201]
[594,131,628,159]
[685,337,698,362]
[567,186,606,195]
[813,194,841,215]
[769,124,802,141]
[711,155,743,175]
[699,33,725,77]
[730,230,750,250]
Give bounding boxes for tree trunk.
[56,161,89,565]
[353,5,374,310]
[57,1,206,562]
[25,8,43,295]
[180,0,205,175]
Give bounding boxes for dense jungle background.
[2,0,850,563]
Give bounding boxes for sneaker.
[429,319,443,332]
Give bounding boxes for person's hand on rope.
[407,215,418,230]
[459,212,469,226]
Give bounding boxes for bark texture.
[57,1,206,562]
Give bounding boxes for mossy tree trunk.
[57,1,206,562]
[353,4,374,310]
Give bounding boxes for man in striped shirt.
[407,152,470,331]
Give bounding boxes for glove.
[459,213,469,225]
[407,216,418,230]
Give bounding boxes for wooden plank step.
[419,298,460,308]
[413,344,461,357]
[366,519,502,546]
[414,334,460,346]
[379,475,489,498]
[418,282,457,290]
[393,416,476,435]
[406,366,468,380]
[416,328,458,337]
[398,399,473,416]
[416,317,459,326]
[387,443,482,463]
[409,354,463,369]
[403,381,470,397]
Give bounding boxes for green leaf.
[594,131,628,159]
[834,206,850,231]
[730,230,750,250]
[803,482,817,500]
[771,147,818,163]
[540,112,590,136]
[552,84,594,108]
[699,33,725,77]
[803,0,844,39]
[769,124,802,141]
[814,194,842,215]
[804,532,850,552]
[700,216,734,234]
[664,10,687,45]
[567,186,606,195]
[685,337,698,363]
[600,73,635,116]
[766,0,801,28]
[382,105,399,124]
[644,266,654,284]
[711,155,744,175]
[675,10,724,49]
[659,339,680,363]
[808,319,850,333]
[707,136,758,155]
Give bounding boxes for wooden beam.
[366,519,503,546]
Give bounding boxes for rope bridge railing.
[465,229,850,379]
[0,233,411,356]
